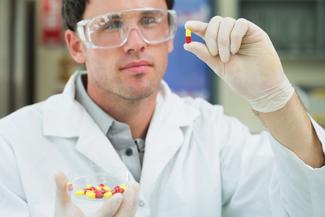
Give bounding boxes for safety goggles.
[76,8,177,49]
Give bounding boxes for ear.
[64,30,86,64]
[168,39,174,53]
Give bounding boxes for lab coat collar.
[43,72,82,138]
[43,72,131,178]
[75,107,130,179]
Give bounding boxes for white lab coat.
[0,72,325,217]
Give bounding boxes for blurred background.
[0,0,324,132]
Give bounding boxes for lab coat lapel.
[43,72,130,181]
[140,83,200,200]
[43,73,200,195]
[141,121,184,200]
[75,112,129,180]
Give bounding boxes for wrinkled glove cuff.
[248,78,295,113]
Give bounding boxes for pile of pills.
[74,183,128,199]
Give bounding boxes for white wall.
[14,0,29,109]
[0,0,9,117]
[35,1,78,102]
[36,48,67,101]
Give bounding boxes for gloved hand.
[184,17,294,113]
[55,173,140,217]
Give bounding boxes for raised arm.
[184,17,325,167]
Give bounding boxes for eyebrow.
[140,10,160,16]
[111,14,122,19]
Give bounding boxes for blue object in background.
[164,0,213,100]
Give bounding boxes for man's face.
[78,0,174,101]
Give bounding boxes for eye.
[140,16,159,26]
[103,19,123,30]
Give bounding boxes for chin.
[119,85,157,101]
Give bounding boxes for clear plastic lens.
[89,16,124,48]
[77,8,177,48]
[140,11,171,43]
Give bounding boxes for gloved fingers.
[55,172,72,205]
[94,193,123,217]
[230,18,249,55]
[237,19,269,46]
[114,183,140,217]
[184,20,208,40]
[184,42,213,66]
[184,42,223,77]
[185,18,223,57]
[217,17,236,63]
[204,16,223,56]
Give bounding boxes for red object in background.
[41,0,63,45]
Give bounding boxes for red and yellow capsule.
[185,28,191,44]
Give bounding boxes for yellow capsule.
[104,191,113,199]
[86,184,92,188]
[119,184,128,191]
[103,186,111,192]
[186,28,191,37]
[75,190,84,196]
[86,191,96,199]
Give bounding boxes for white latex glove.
[55,173,140,217]
[184,17,294,113]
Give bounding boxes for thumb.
[184,20,207,39]
[55,172,72,204]
[184,42,224,78]
[114,183,140,217]
[94,194,123,217]
[184,42,215,68]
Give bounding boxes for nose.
[123,29,147,54]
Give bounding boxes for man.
[0,0,324,216]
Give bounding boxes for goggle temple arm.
[76,23,95,48]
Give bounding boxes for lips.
[119,60,153,74]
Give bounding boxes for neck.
[87,84,158,139]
